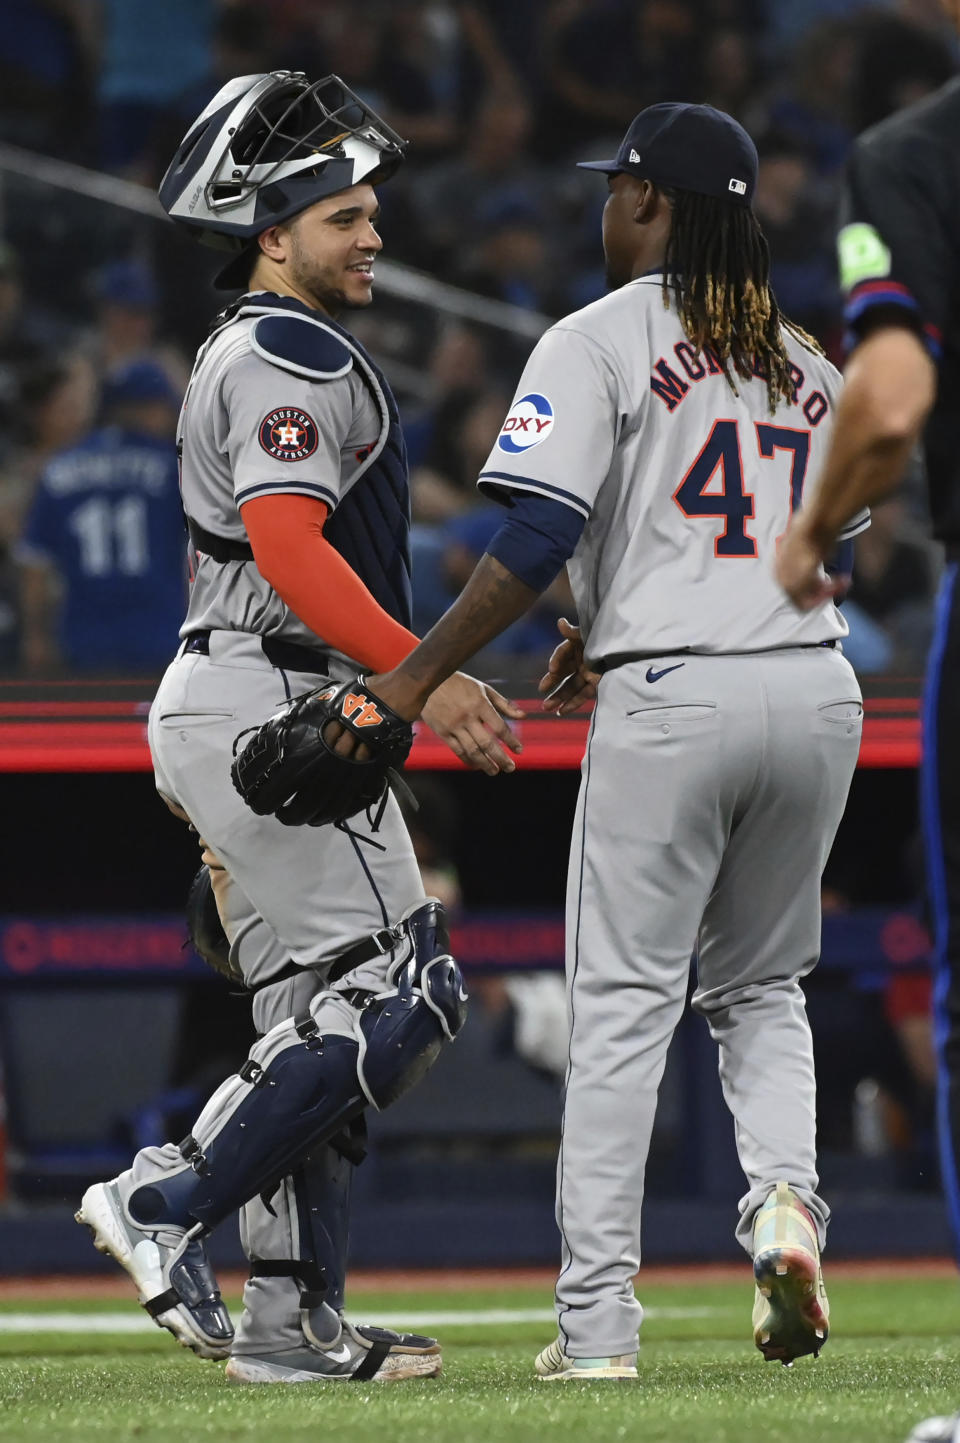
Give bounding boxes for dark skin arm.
[538,616,601,715]
[327,557,598,766]
[368,554,539,718]
[326,555,535,767]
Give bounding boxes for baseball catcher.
[75,69,521,1385]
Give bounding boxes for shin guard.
[126,901,466,1235]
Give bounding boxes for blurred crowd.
[0,0,955,677]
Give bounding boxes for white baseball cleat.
[75,1179,234,1360]
[904,1416,960,1443]
[534,1337,637,1381]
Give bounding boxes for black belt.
[187,518,254,563]
[249,921,404,997]
[183,628,332,675]
[597,641,837,673]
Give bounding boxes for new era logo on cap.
[728,178,747,195]
[629,148,641,163]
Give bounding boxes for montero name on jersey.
[649,343,829,427]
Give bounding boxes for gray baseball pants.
[137,629,426,1350]
[555,645,862,1357]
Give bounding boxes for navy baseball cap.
[103,360,181,409]
[578,102,758,207]
[98,259,158,309]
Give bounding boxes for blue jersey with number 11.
[21,426,186,670]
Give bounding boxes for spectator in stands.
[700,26,761,123]
[765,18,858,178]
[374,2,460,155]
[95,0,215,176]
[845,497,934,675]
[0,355,99,670]
[84,260,189,395]
[0,355,99,520]
[0,243,47,449]
[0,0,95,160]
[455,197,567,315]
[848,9,956,132]
[410,86,547,270]
[413,387,511,521]
[406,324,492,466]
[17,360,185,675]
[455,0,543,103]
[753,130,843,360]
[539,0,704,159]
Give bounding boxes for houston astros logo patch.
[259,407,319,462]
[497,392,554,454]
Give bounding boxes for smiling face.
[253,182,383,315]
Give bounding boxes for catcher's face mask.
[159,72,406,287]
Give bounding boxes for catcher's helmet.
[158,71,406,288]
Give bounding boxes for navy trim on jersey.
[839,513,871,542]
[922,562,960,1262]
[829,538,854,577]
[485,491,586,593]
[478,470,592,520]
[235,479,340,510]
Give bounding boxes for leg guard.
[236,1125,364,1355]
[127,900,466,1234]
[357,898,467,1109]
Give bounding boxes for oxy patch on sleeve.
[497,392,555,454]
[251,314,354,381]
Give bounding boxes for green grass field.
[2,1273,959,1443]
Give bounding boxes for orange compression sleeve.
[241,493,420,672]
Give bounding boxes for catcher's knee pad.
[126,902,465,1233]
[357,898,467,1109]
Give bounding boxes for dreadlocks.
[661,187,822,414]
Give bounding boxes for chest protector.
[187,292,412,628]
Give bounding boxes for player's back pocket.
[816,698,863,726]
[626,702,717,725]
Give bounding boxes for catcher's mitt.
[231,675,414,828]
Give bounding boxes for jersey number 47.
[674,419,810,558]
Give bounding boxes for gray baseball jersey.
[178,295,389,653]
[479,273,868,661]
[479,274,865,1358]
